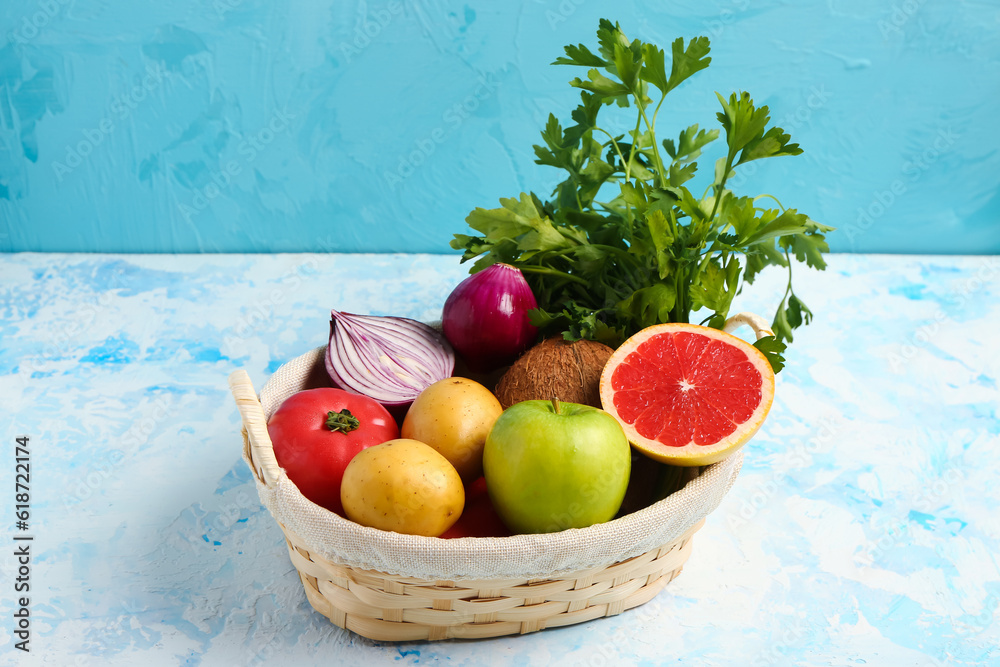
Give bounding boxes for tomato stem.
[325,409,360,433]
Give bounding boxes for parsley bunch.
[451,20,833,372]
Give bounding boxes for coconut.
[495,337,615,409]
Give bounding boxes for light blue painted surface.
[1,252,999,664]
[1,1,999,254]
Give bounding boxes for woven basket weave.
[228,313,771,641]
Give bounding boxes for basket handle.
[722,312,774,341]
[228,369,282,489]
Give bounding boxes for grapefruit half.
[599,323,775,466]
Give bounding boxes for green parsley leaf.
[663,124,719,163]
[689,258,740,317]
[569,69,631,106]
[595,18,630,64]
[646,208,675,278]
[738,126,802,164]
[783,225,831,270]
[753,336,786,374]
[716,91,771,160]
[613,41,643,90]
[741,208,810,246]
[640,43,669,94]
[666,36,711,93]
[616,283,677,329]
[553,44,608,68]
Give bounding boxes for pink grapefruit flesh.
[599,323,774,466]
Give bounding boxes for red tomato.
[267,388,398,515]
[439,476,511,538]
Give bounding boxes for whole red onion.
[442,263,539,372]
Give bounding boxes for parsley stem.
[638,98,667,188]
[783,247,794,293]
[755,193,787,211]
[595,127,628,173]
[546,243,628,261]
[561,163,588,210]
[587,243,634,262]
[517,265,590,287]
[673,267,689,323]
[624,112,644,183]
[774,247,796,340]
[651,94,666,130]
[594,125,634,230]
[695,242,720,279]
[708,154,734,222]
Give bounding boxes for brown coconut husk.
[495,337,614,409]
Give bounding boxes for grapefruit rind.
[599,323,775,467]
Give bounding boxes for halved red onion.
[325,310,455,407]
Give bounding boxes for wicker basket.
[228,313,770,641]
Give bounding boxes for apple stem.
[551,397,561,414]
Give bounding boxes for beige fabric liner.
[249,345,743,581]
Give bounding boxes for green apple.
[483,399,631,534]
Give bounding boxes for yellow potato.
[401,377,503,482]
[340,439,465,537]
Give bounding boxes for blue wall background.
[1,0,998,254]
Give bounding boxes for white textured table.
[1,253,998,666]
